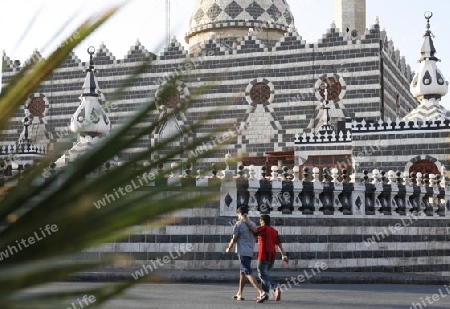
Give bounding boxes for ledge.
[67,269,450,285]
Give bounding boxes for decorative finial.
[409,11,448,101]
[225,153,231,170]
[424,11,433,35]
[319,82,332,131]
[87,46,95,55]
[87,46,95,69]
[22,117,31,140]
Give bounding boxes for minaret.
[335,0,366,38]
[55,47,112,167]
[405,12,449,120]
[70,46,110,137]
[410,12,448,101]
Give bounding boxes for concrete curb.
[67,270,450,285]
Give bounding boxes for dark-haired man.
[242,214,289,301]
[226,207,269,303]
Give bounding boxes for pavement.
[24,282,450,309]
[68,268,450,285]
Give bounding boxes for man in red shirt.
[242,214,289,301]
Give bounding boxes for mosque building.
[0,0,449,178]
[1,0,450,275]
[3,0,447,177]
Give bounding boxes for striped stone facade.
[83,182,450,274]
[1,20,417,170]
[3,1,449,277]
[295,117,450,178]
[351,119,450,174]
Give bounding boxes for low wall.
[82,199,450,278]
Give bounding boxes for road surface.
[22,282,450,309]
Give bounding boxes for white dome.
[410,16,448,100]
[185,0,295,49]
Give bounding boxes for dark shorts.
[239,255,252,275]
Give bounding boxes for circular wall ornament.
[250,83,271,104]
[314,73,346,103]
[24,93,49,117]
[21,93,52,143]
[165,89,181,108]
[155,81,189,110]
[245,78,275,107]
[28,97,46,116]
[319,77,342,100]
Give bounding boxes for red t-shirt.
[256,225,281,261]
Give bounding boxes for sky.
[1,0,450,104]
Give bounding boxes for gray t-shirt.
[233,220,256,257]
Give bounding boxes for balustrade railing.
[220,165,450,218]
[2,157,449,219]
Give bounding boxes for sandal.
[274,287,281,301]
[256,293,269,303]
[233,295,245,301]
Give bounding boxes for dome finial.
[424,11,433,32]
[418,11,437,62]
[87,46,95,70]
[82,46,99,97]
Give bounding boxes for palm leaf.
[0,4,232,308]
[0,6,121,132]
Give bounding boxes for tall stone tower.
[335,0,366,38]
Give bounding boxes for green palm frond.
[0,5,232,308]
[0,6,121,132]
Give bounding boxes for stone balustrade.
[295,116,450,145]
[220,166,450,218]
[2,159,450,221]
[0,142,49,155]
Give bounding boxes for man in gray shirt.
[226,207,268,303]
